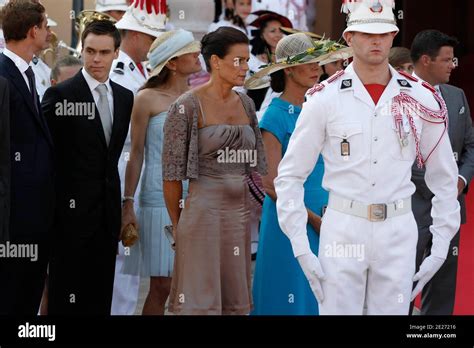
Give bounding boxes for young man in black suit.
[0,0,55,315]
[42,20,134,315]
[0,77,9,243]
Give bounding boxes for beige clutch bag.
[121,224,139,247]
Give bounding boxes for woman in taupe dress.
[162,27,267,315]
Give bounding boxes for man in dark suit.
[42,20,133,315]
[0,0,55,315]
[0,77,9,243]
[410,30,474,315]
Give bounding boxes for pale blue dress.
[123,112,188,277]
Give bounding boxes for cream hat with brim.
[245,33,353,90]
[148,29,201,77]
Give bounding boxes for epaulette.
[307,70,345,96]
[307,83,325,96]
[113,62,125,75]
[421,81,437,94]
[327,70,345,84]
[398,70,418,82]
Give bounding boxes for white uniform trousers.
[318,207,418,315]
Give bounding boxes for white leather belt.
[328,194,411,222]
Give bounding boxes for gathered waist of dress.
[198,158,250,176]
[139,191,166,208]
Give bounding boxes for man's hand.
[410,255,445,301]
[297,253,326,303]
[457,177,466,196]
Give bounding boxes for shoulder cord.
[392,92,448,168]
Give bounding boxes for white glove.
[410,255,446,301]
[297,253,326,303]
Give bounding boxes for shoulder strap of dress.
[236,91,255,125]
[193,92,207,127]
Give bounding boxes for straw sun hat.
[245,33,353,90]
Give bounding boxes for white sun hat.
[95,0,129,13]
[342,0,399,35]
[115,0,167,38]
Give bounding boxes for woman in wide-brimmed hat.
[121,29,202,315]
[250,33,352,315]
[246,10,293,113]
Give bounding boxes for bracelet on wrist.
[122,196,135,204]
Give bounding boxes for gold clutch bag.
[121,224,139,247]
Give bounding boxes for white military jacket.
[31,56,51,101]
[275,63,460,260]
[110,50,148,94]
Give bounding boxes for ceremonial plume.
[341,0,395,14]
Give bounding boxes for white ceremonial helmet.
[46,14,58,27]
[115,0,168,38]
[342,0,399,34]
[95,0,129,12]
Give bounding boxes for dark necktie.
[25,66,38,113]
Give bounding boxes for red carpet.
[454,189,474,314]
[414,189,474,314]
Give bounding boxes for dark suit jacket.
[0,53,55,243]
[0,77,9,242]
[41,70,133,243]
[412,83,474,226]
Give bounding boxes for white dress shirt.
[2,47,31,90]
[275,63,460,260]
[82,68,114,121]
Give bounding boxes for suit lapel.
[73,71,108,149]
[0,54,53,146]
[440,85,457,136]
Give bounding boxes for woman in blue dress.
[120,30,202,315]
[247,33,350,315]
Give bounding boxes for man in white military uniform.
[30,16,56,101]
[110,0,167,315]
[275,0,460,315]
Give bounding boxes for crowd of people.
[0,0,472,317]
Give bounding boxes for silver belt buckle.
[368,204,387,222]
